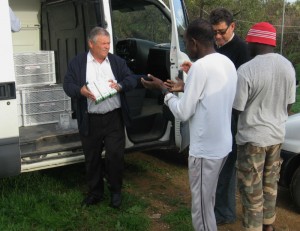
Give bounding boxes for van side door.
[169,0,190,151]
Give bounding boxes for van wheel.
[290,166,300,212]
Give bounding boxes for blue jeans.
[214,146,237,223]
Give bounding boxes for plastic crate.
[13,51,56,87]
[21,100,70,115]
[16,90,23,127]
[21,111,69,126]
[18,85,71,126]
[20,85,68,104]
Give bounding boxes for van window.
[111,4,171,44]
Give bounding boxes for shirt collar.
[217,32,235,48]
[87,51,109,64]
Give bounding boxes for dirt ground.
[124,150,300,231]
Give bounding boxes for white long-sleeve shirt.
[165,53,237,159]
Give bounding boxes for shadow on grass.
[143,148,188,167]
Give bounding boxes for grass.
[162,207,192,231]
[0,164,151,231]
[0,153,193,231]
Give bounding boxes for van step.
[21,140,82,158]
[19,123,81,158]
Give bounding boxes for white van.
[0,0,189,177]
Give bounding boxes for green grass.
[0,164,150,231]
[162,207,193,231]
[0,155,192,231]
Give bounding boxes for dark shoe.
[263,224,275,231]
[81,195,103,207]
[110,193,122,208]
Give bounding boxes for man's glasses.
[213,24,231,36]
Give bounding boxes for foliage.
[112,3,171,43]
[291,87,300,114]
[183,0,300,68]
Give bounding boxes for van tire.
[290,166,300,212]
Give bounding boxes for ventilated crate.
[21,100,70,115]
[20,85,68,104]
[13,51,56,87]
[22,111,70,126]
[16,90,23,127]
[18,85,71,126]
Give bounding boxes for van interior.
[10,0,175,162]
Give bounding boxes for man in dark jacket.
[63,27,139,208]
[209,8,250,225]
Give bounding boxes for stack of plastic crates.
[18,85,71,126]
[14,51,72,127]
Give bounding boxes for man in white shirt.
[142,18,237,231]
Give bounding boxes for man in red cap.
[233,22,296,231]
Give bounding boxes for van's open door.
[0,0,21,177]
[169,0,190,152]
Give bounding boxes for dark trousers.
[80,109,125,198]
[214,115,238,223]
[214,147,237,223]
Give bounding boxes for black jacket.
[216,34,250,69]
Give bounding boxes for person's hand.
[108,79,122,92]
[164,77,184,92]
[180,61,192,74]
[141,74,164,90]
[80,85,96,101]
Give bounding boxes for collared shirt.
[86,52,121,114]
[217,32,235,48]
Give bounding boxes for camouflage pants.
[236,143,282,231]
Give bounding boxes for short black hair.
[209,8,233,26]
[186,18,214,46]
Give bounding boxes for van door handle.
[0,82,16,100]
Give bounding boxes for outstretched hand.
[181,61,192,74]
[164,77,184,92]
[141,74,165,90]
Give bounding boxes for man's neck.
[90,51,106,63]
[217,33,235,48]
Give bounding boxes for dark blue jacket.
[63,52,138,136]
